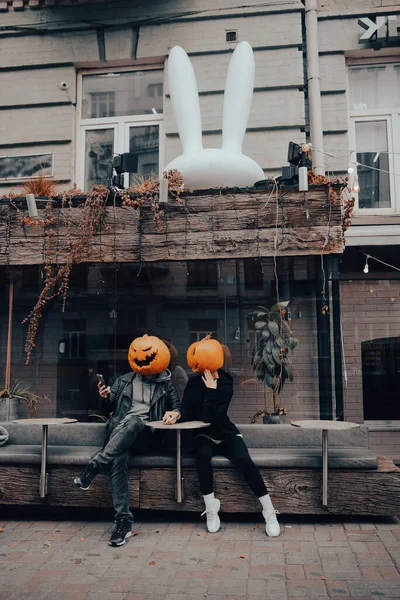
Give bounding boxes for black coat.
[180,369,240,440]
[105,371,180,438]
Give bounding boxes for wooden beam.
[0,459,398,515]
[0,187,345,265]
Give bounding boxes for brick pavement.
[0,513,399,600]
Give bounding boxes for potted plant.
[0,380,49,420]
[247,301,298,424]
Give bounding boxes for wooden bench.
[0,422,399,515]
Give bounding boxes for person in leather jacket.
[74,341,180,547]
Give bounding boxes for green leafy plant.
[247,301,298,423]
[1,380,50,418]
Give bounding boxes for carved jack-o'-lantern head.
[128,334,171,375]
[186,334,224,374]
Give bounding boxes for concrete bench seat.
[0,444,378,469]
[0,421,398,515]
[0,421,378,469]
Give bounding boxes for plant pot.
[0,397,20,421]
[262,413,281,424]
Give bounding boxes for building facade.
[0,0,399,460]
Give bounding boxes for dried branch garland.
[13,185,108,364]
[121,169,188,231]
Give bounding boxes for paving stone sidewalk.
[0,512,399,600]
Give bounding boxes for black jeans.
[195,434,268,498]
[90,414,160,523]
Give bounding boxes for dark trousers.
[195,434,268,498]
[90,414,159,522]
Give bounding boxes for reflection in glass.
[2,259,326,423]
[355,120,390,209]
[128,125,159,184]
[84,128,114,190]
[82,70,164,119]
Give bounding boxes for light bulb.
[352,178,360,193]
[363,256,369,274]
[347,167,354,174]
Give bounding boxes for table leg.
[322,429,328,506]
[40,424,48,498]
[176,429,183,503]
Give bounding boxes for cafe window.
[348,63,400,212]
[77,68,164,191]
[362,337,400,420]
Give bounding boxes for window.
[187,261,218,288]
[362,337,400,420]
[0,153,53,181]
[348,63,400,212]
[90,92,115,118]
[77,68,164,191]
[243,258,263,289]
[188,319,218,344]
[62,319,86,359]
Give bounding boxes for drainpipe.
[305,0,325,175]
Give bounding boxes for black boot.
[109,518,133,547]
[73,462,99,490]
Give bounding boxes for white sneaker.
[263,509,280,537]
[201,497,221,533]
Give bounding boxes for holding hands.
[202,369,217,389]
[162,410,180,425]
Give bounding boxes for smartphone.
[96,373,106,387]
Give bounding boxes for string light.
[359,250,400,273]
[309,146,400,179]
[352,177,360,193]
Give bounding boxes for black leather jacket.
[105,370,180,438]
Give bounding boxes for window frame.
[347,60,400,215]
[76,66,164,190]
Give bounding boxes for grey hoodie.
[129,370,172,421]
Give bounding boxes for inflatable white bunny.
[165,41,264,189]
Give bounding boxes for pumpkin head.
[187,334,224,374]
[128,334,170,375]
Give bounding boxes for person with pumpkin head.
[74,334,181,547]
[180,335,280,537]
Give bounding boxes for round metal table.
[291,419,360,506]
[146,420,210,503]
[14,418,77,498]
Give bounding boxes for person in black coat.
[180,362,280,537]
[74,337,180,547]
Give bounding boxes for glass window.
[128,125,160,184]
[3,259,325,422]
[349,64,400,111]
[355,120,390,209]
[84,128,114,190]
[82,70,164,119]
[348,62,400,211]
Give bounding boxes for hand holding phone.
[96,373,105,387]
[96,374,110,398]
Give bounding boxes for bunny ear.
[222,41,255,152]
[167,46,203,152]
